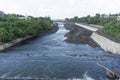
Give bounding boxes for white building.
[18,16,31,20]
[117,16,120,20]
[0,11,5,16]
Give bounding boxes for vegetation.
[65,13,120,40]
[0,14,52,42]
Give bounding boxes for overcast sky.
[0,0,120,19]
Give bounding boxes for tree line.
[0,14,52,43]
[65,13,120,40]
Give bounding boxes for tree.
[0,14,52,42]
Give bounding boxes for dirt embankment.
[34,25,59,37]
[96,30,120,43]
[64,22,98,47]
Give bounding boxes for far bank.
[64,22,120,54]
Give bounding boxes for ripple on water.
[0,23,119,80]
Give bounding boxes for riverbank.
[65,22,120,54]
[0,25,58,51]
[91,31,120,54]
[64,22,98,47]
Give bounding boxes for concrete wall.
[75,23,120,54]
[91,32,120,54]
[75,23,98,31]
[0,36,32,51]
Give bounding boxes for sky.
[0,0,120,19]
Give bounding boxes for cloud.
[1,0,120,19]
[69,0,76,5]
[39,8,54,13]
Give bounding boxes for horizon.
[0,0,120,19]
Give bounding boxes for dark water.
[0,22,120,80]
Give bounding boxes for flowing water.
[0,22,120,80]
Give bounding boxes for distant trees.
[65,13,120,40]
[0,14,52,42]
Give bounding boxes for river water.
[0,22,120,80]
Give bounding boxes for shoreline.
[0,25,59,51]
[64,22,98,47]
[64,22,120,54]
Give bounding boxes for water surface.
[0,22,120,80]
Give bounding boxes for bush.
[0,14,52,42]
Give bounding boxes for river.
[0,22,120,80]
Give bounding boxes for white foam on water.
[0,72,11,78]
[81,72,94,80]
[13,74,21,78]
[0,76,40,79]
[0,72,94,80]
[67,72,94,80]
